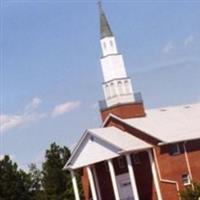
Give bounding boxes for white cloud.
[0,113,45,133]
[0,114,25,132]
[25,97,42,111]
[163,41,175,54]
[0,97,45,133]
[0,98,81,132]
[184,35,194,46]
[51,101,80,118]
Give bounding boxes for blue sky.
[0,0,200,169]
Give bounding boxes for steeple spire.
[97,2,145,120]
[98,2,136,110]
[98,1,113,39]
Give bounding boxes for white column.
[107,159,120,200]
[183,143,193,180]
[126,154,140,200]
[92,165,102,200]
[70,170,80,200]
[148,150,163,200]
[87,166,98,200]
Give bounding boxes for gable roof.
[102,113,162,144]
[123,102,200,144]
[90,127,152,152]
[64,126,152,170]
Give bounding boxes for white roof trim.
[101,113,120,127]
[64,130,119,170]
[102,113,162,142]
[64,126,152,170]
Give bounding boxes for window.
[117,157,126,169]
[171,143,181,155]
[182,174,190,185]
[124,80,130,94]
[110,40,113,47]
[133,154,141,164]
[118,81,123,95]
[110,82,116,97]
[105,84,110,98]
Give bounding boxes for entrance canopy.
[64,126,152,170]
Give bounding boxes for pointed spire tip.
[99,2,113,39]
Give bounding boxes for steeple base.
[100,101,145,122]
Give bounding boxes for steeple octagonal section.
[99,3,127,81]
[100,37,118,57]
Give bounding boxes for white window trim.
[182,174,191,186]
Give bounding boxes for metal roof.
[99,2,113,39]
[124,102,200,143]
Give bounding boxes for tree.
[42,142,75,200]
[0,155,32,200]
[180,182,200,200]
[0,143,82,200]
[28,163,45,200]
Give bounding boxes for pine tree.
[28,163,45,200]
[0,155,32,200]
[42,142,75,200]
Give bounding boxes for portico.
[64,127,162,200]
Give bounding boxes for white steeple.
[99,3,135,108]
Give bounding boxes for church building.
[64,4,200,200]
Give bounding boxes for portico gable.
[64,126,152,170]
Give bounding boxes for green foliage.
[42,142,74,200]
[28,163,45,200]
[0,155,32,200]
[180,182,200,200]
[0,143,82,200]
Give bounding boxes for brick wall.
[100,102,145,121]
[155,140,200,200]
[186,139,200,181]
